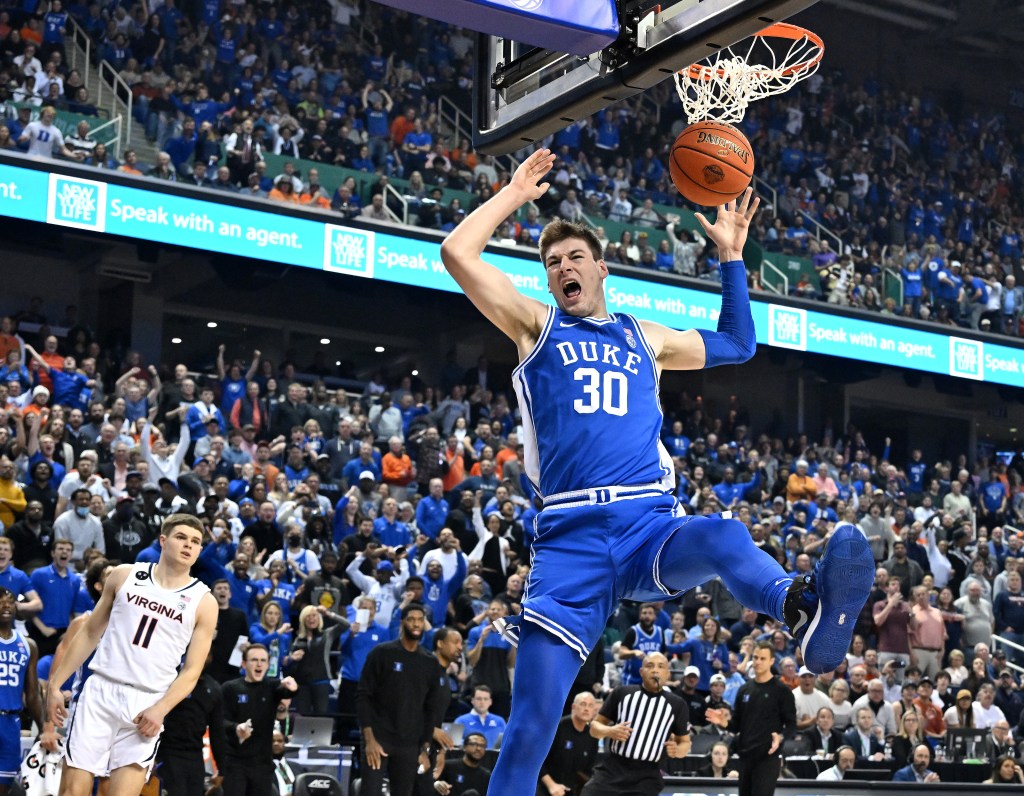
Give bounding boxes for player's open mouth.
[562,280,581,299]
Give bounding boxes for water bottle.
[884,739,891,759]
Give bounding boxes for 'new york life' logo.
[949,337,984,380]
[768,305,807,351]
[323,224,375,278]
[46,173,107,231]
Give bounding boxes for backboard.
[473,0,822,154]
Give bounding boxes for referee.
[582,653,690,796]
[712,641,796,796]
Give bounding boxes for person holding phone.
[338,597,388,711]
[288,604,348,714]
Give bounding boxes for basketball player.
[440,149,875,796]
[0,587,42,795]
[45,514,218,796]
[39,559,113,795]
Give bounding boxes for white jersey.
[90,564,209,693]
[22,121,65,157]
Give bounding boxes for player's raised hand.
[510,148,556,202]
[694,187,760,260]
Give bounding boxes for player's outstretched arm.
[134,591,218,737]
[440,149,552,347]
[641,188,760,372]
[46,564,130,727]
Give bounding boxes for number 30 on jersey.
[573,368,627,416]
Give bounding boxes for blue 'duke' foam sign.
[1,159,1023,388]
[371,0,619,56]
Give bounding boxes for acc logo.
[307,779,334,789]
[135,570,150,580]
[949,337,983,381]
[324,224,375,278]
[768,305,807,351]
[623,328,637,349]
[46,173,107,231]
[509,0,544,10]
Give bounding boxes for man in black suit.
[985,719,1015,761]
[842,706,886,762]
[802,706,844,756]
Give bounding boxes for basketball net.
[674,23,824,125]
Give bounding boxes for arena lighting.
[170,337,182,344]
[411,369,419,376]
[375,346,385,353]
[335,360,341,366]
[207,321,217,328]
[320,337,330,345]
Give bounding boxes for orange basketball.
[669,121,755,207]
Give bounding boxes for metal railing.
[88,116,123,157]
[65,15,134,149]
[66,15,91,82]
[351,14,378,47]
[991,634,1024,677]
[95,60,133,147]
[760,258,788,296]
[881,267,904,310]
[383,182,408,225]
[798,208,842,253]
[437,95,472,149]
[752,174,778,214]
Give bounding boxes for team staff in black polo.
[582,653,690,796]
[357,602,447,796]
[709,641,796,796]
[220,643,299,796]
[432,731,492,795]
[540,691,600,796]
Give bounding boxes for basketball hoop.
[674,22,824,125]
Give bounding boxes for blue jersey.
[340,606,388,681]
[622,623,664,685]
[514,309,671,497]
[0,630,30,711]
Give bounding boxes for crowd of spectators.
[3,0,1023,340]
[0,294,1022,787]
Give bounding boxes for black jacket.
[160,672,228,768]
[222,676,294,762]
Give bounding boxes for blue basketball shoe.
[783,523,874,673]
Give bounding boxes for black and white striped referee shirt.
[599,685,690,763]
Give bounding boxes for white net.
[674,23,824,125]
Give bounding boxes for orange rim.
[684,22,824,82]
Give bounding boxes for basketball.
[669,121,755,207]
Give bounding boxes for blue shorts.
[524,492,702,661]
[0,713,20,784]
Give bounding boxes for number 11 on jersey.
[132,615,158,649]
